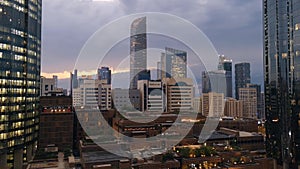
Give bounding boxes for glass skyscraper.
[264,0,300,168]
[163,47,187,79]
[97,67,111,84]
[130,17,147,89]
[0,0,41,168]
[235,62,251,99]
[218,55,233,98]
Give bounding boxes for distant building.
[98,83,112,111]
[239,88,257,119]
[192,97,202,114]
[41,76,58,96]
[73,79,101,108]
[163,78,194,113]
[97,67,111,84]
[202,92,225,117]
[138,80,164,112]
[157,61,162,80]
[130,17,147,89]
[202,70,227,96]
[112,89,141,111]
[224,98,243,118]
[162,47,187,79]
[247,83,262,119]
[235,63,251,99]
[39,96,74,151]
[218,55,233,97]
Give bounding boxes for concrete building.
[239,88,257,119]
[224,98,243,118]
[0,1,42,168]
[138,80,164,112]
[192,97,202,114]
[98,83,112,111]
[112,89,141,112]
[73,79,101,108]
[163,78,194,113]
[39,96,74,151]
[202,92,225,117]
[40,76,58,96]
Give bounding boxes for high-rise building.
[238,88,257,119]
[157,61,162,80]
[201,92,225,117]
[224,98,243,118]
[98,83,112,111]
[39,96,74,152]
[235,63,251,99]
[247,84,262,119]
[162,78,194,113]
[73,79,101,108]
[138,80,164,112]
[162,47,187,79]
[202,70,227,96]
[218,55,233,97]
[130,17,147,89]
[97,67,111,84]
[0,1,42,168]
[264,0,300,167]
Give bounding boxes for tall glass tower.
[218,55,233,98]
[235,62,251,99]
[264,0,300,168]
[163,47,187,79]
[0,0,42,168]
[130,17,147,89]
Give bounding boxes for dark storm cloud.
[43,0,263,86]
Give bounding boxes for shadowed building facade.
[0,0,42,168]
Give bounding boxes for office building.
[202,70,227,96]
[224,98,243,118]
[97,67,111,84]
[39,96,74,151]
[98,83,112,111]
[218,55,233,97]
[238,88,257,119]
[72,79,101,108]
[0,1,42,168]
[202,93,225,117]
[112,89,140,111]
[264,0,300,167]
[130,17,147,89]
[162,47,187,79]
[138,80,164,112]
[247,83,262,119]
[163,78,194,113]
[235,63,251,99]
[157,61,162,80]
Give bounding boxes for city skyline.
[41,0,263,90]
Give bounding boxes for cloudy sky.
[41,0,263,89]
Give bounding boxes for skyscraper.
[264,0,300,168]
[218,55,233,97]
[130,17,147,89]
[202,70,227,96]
[235,63,251,99]
[97,67,111,84]
[162,47,187,79]
[0,1,42,168]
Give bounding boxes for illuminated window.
[295,23,300,31]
